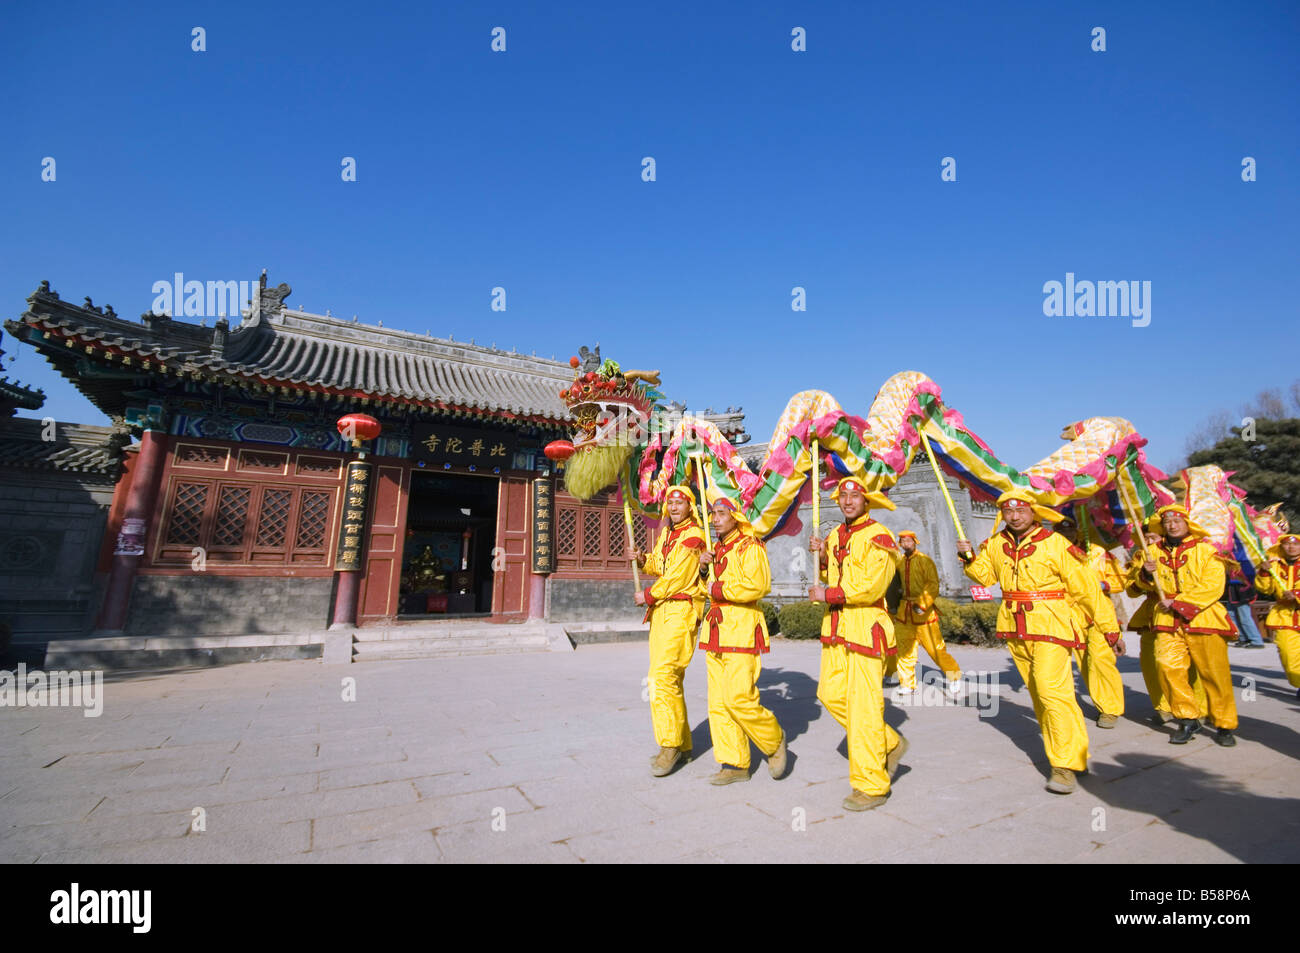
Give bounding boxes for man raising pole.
[957,490,1100,794]
[808,476,908,811]
[633,486,708,777]
[1131,504,1240,746]
[696,496,788,785]
[890,530,962,696]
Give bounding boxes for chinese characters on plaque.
[412,423,517,467]
[335,461,371,571]
[531,477,554,574]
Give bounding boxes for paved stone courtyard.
[2,640,1297,863]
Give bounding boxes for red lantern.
[337,413,382,446]
[544,440,575,462]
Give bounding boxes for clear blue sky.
[3,0,1296,474]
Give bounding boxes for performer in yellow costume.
[957,490,1099,794]
[696,496,788,785]
[1125,533,1209,726]
[889,530,962,695]
[808,476,907,812]
[1254,532,1300,697]
[1129,504,1238,746]
[1057,516,1126,728]
[633,485,707,777]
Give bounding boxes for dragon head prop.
[550,347,664,501]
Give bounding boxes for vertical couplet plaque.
[531,477,554,574]
[335,461,372,571]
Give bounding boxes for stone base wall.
[547,577,643,624]
[124,575,334,637]
[0,471,114,644]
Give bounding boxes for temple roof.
[6,278,576,425]
[6,276,748,439]
[0,417,127,477]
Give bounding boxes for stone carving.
[578,344,601,374]
[258,270,292,315]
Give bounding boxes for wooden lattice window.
[157,478,336,567]
[554,492,650,575]
[608,516,625,558]
[582,510,602,556]
[165,483,209,544]
[239,451,287,473]
[557,509,577,556]
[294,491,332,549]
[211,485,252,547]
[177,444,227,467]
[255,489,293,548]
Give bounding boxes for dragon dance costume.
[961,491,1100,785]
[889,533,961,691]
[1254,533,1300,690]
[815,477,906,802]
[1069,544,1126,724]
[699,498,785,778]
[1128,504,1238,740]
[639,486,707,769]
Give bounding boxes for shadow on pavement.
[1079,752,1300,862]
[757,666,823,744]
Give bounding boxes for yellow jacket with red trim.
[962,525,1099,649]
[1127,536,1235,638]
[1072,546,1121,639]
[818,516,898,657]
[892,550,939,627]
[641,519,707,624]
[1255,558,1300,632]
[699,529,771,653]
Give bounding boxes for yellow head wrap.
[830,476,896,511]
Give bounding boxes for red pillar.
[331,571,362,628]
[528,573,546,620]
[95,428,168,634]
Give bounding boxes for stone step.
[352,635,551,660]
[352,625,530,642]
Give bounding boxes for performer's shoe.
[1169,719,1202,744]
[885,734,909,780]
[842,789,889,812]
[1149,710,1173,726]
[650,746,684,777]
[708,766,750,786]
[1096,713,1118,729]
[895,686,916,696]
[1214,728,1237,747]
[1045,767,1076,794]
[767,735,788,780]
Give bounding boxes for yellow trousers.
[889,620,961,689]
[1072,626,1125,717]
[1270,629,1300,688]
[648,602,698,750]
[1006,638,1089,772]
[1154,630,1238,729]
[1139,631,1207,717]
[706,651,783,769]
[817,643,902,796]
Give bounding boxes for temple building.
[5,274,993,665]
[4,275,749,662]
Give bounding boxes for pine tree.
[1187,418,1300,526]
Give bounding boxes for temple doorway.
[399,471,498,616]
